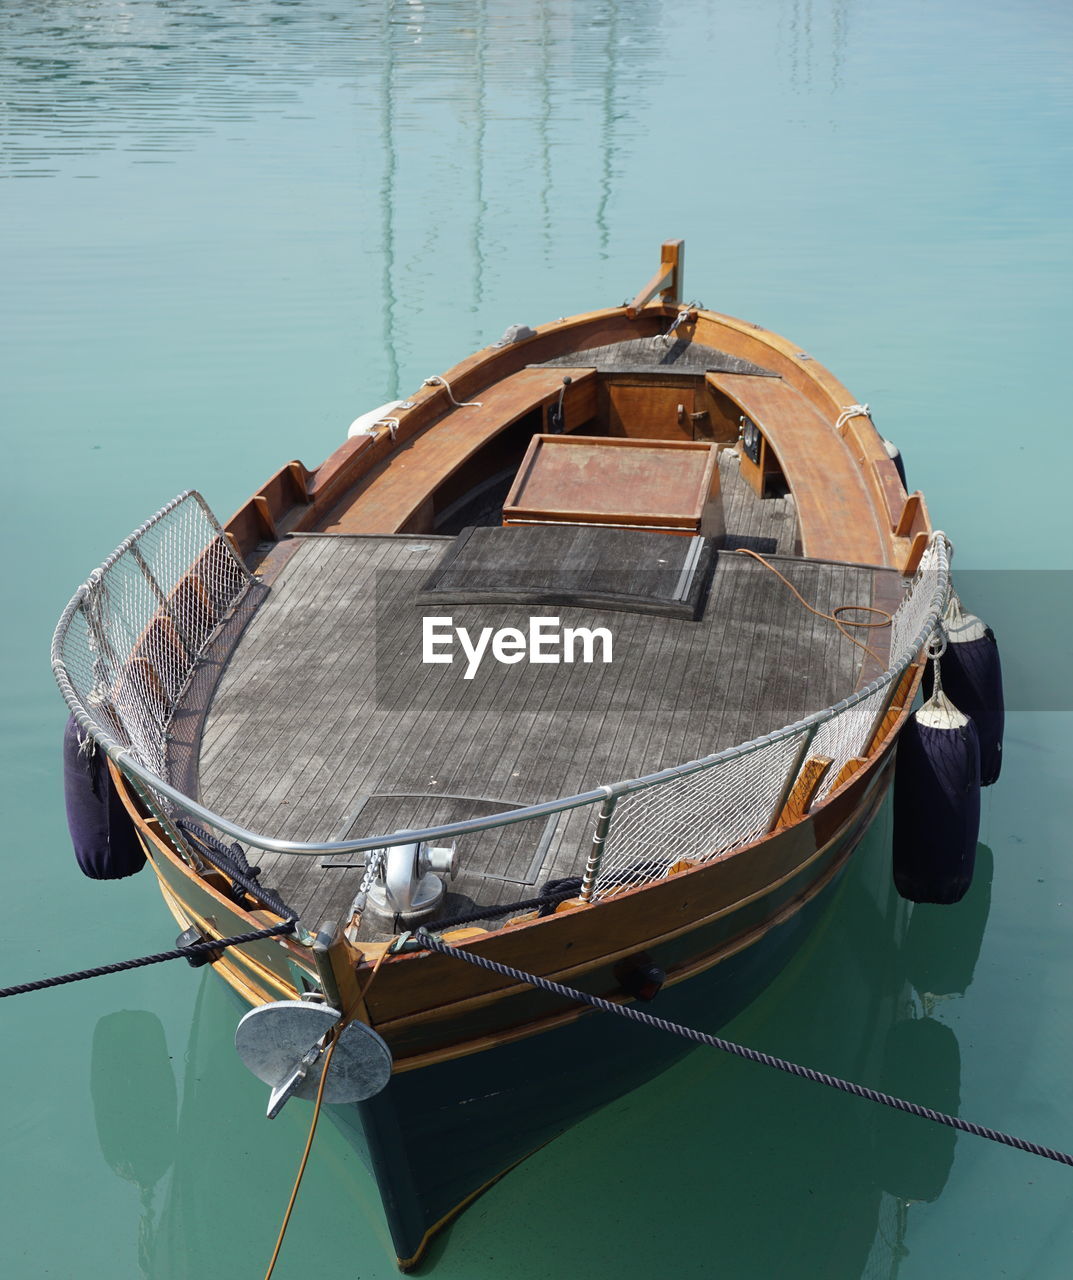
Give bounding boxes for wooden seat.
[705,372,886,565]
[320,367,596,534]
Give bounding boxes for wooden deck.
[535,336,776,378]
[196,515,895,936]
[718,447,796,555]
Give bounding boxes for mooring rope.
[177,819,298,923]
[0,920,297,1000]
[414,929,1073,1170]
[835,402,872,431]
[416,877,583,933]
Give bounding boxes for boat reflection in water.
[90,836,993,1278]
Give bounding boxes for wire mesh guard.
[595,731,812,894]
[52,492,251,781]
[593,538,949,897]
[51,491,948,911]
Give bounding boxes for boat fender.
[63,715,146,879]
[883,436,907,488]
[493,323,537,347]
[893,676,980,904]
[347,399,405,439]
[922,594,1004,785]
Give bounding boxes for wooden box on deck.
[501,434,725,538]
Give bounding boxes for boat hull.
[333,769,891,1267]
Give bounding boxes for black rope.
[0,920,297,1000]
[423,877,584,933]
[414,929,1073,1171]
[177,820,298,922]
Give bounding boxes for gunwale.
[124,691,912,1065]
[103,291,934,1024]
[225,302,928,575]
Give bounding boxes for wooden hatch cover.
[502,434,725,539]
[420,523,715,620]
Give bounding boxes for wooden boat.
[53,241,953,1268]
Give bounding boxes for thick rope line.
[420,879,583,933]
[415,930,1073,1170]
[177,819,299,923]
[0,921,296,999]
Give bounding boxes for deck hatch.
[418,524,716,620]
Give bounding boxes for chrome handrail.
[52,494,951,862]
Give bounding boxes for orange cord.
[262,1026,341,1280]
[732,547,892,666]
[262,944,394,1279]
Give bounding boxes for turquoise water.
[3,1,1073,1275]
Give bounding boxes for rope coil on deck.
[732,546,892,665]
[413,929,1073,1171]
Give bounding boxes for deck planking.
[534,337,776,378]
[196,522,894,937]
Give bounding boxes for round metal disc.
[235,1001,393,1103]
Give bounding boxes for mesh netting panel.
[593,730,810,896]
[890,538,942,662]
[55,493,249,781]
[587,540,950,899]
[808,682,891,802]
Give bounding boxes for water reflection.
[860,843,993,1274]
[780,0,853,94]
[870,1016,961,1204]
[567,829,994,1280]
[91,1010,178,1276]
[902,844,994,1002]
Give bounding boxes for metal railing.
[52,492,951,918]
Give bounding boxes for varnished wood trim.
[776,755,834,828]
[626,239,683,318]
[252,494,277,540]
[901,531,929,575]
[155,878,296,1004]
[391,775,885,1073]
[376,763,888,1039]
[864,663,919,755]
[829,756,867,792]
[894,492,923,538]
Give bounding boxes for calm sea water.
[3,2,1072,1276]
